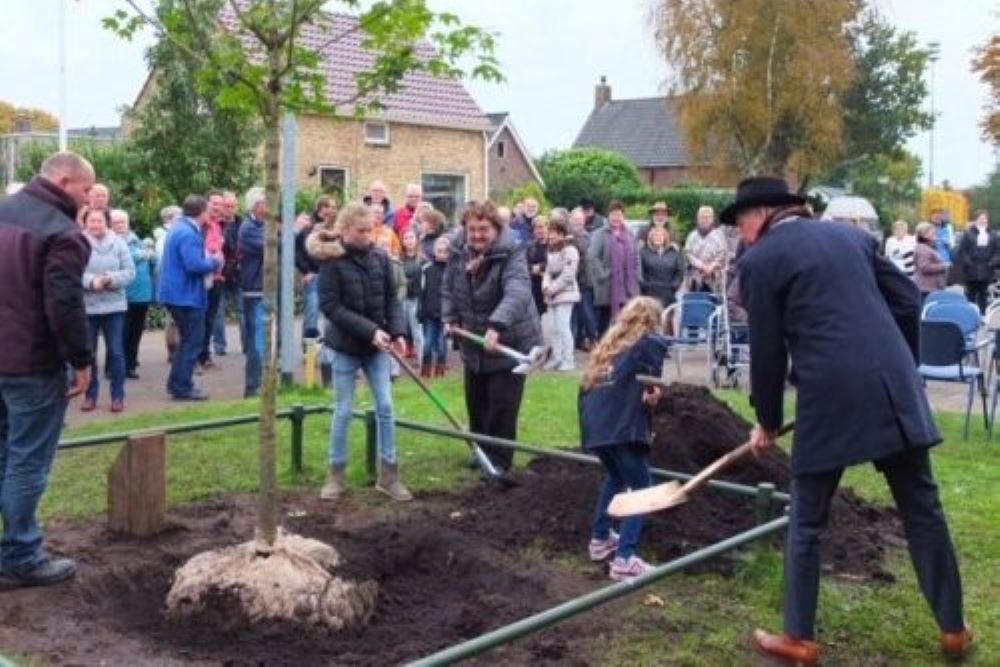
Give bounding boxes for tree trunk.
[256,93,281,552]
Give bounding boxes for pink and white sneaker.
[588,531,619,561]
[609,555,654,581]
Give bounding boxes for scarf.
[608,228,638,318]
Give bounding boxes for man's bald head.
[40,152,96,208]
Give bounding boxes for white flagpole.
[58,0,68,151]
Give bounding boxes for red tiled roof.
[219,9,489,131]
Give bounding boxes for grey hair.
[914,221,934,240]
[160,205,182,223]
[40,151,94,180]
[549,207,570,224]
[245,187,266,212]
[110,208,129,224]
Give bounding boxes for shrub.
[536,148,642,211]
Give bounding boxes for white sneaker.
[609,555,655,581]
[588,530,619,561]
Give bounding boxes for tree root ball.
[166,530,378,632]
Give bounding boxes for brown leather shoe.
[940,626,973,657]
[753,629,820,666]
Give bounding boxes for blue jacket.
[579,334,670,449]
[125,232,156,304]
[238,215,265,295]
[739,217,939,475]
[157,216,219,309]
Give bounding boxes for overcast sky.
[2,0,996,188]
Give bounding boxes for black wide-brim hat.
[720,176,806,226]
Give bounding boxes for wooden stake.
[108,432,166,536]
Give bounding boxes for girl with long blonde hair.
[579,296,669,581]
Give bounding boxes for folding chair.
[921,290,969,318]
[662,294,719,380]
[919,320,986,440]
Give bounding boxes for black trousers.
[964,280,990,314]
[784,447,964,640]
[199,282,223,364]
[463,368,526,472]
[123,303,149,372]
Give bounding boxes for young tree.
[653,0,859,181]
[105,0,500,628]
[971,33,1000,147]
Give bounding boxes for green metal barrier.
[408,515,791,666]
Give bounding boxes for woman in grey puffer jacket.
[542,217,580,371]
[442,201,542,474]
[80,207,135,412]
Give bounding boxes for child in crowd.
[400,229,424,361]
[376,233,406,381]
[418,235,451,378]
[579,296,669,581]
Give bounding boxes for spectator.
[305,200,344,390]
[318,203,411,502]
[81,207,134,413]
[569,207,598,351]
[527,215,549,316]
[913,222,948,300]
[542,216,580,371]
[442,200,542,475]
[639,225,684,309]
[153,204,181,264]
[588,200,640,334]
[238,190,268,398]
[198,192,226,368]
[370,198,401,258]
[400,229,424,361]
[395,183,422,237]
[159,195,223,401]
[957,209,997,313]
[295,197,334,341]
[88,182,110,211]
[364,180,396,231]
[113,209,156,380]
[216,191,246,356]
[684,205,728,293]
[496,205,512,228]
[419,235,451,377]
[418,207,447,261]
[580,197,607,233]
[637,201,672,244]
[884,220,916,278]
[930,208,955,267]
[513,200,524,219]
[509,197,539,246]
[0,151,94,588]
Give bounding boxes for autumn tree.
[106,0,500,630]
[653,0,859,182]
[971,32,1000,146]
[0,101,59,133]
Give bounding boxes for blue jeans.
[421,319,447,365]
[200,283,223,364]
[166,306,205,397]
[592,442,652,560]
[242,296,266,395]
[573,287,599,345]
[403,298,423,357]
[0,370,68,574]
[86,312,125,402]
[213,284,245,354]
[329,351,397,465]
[302,278,320,340]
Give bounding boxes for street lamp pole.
[58,0,67,151]
[927,41,940,189]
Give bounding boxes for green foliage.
[970,165,1000,222]
[502,181,549,211]
[846,151,923,227]
[536,148,643,211]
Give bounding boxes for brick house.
[485,112,544,200]
[131,11,490,223]
[573,77,726,188]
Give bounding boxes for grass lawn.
[40,377,999,665]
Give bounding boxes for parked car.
[821,196,882,243]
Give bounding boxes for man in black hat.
[579,197,607,234]
[727,177,971,664]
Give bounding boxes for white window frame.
[420,171,470,224]
[317,164,350,193]
[363,121,390,146]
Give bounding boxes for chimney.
[13,111,32,133]
[594,76,611,110]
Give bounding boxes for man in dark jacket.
[0,151,95,588]
[569,207,599,349]
[318,202,411,503]
[580,197,607,234]
[295,195,336,341]
[238,192,267,398]
[216,191,246,355]
[442,201,542,474]
[957,209,997,314]
[727,177,969,664]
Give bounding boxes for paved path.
[66,324,984,429]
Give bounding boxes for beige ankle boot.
[319,464,346,501]
[376,460,413,501]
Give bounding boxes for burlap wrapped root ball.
[166,531,378,631]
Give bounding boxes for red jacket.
[395,204,417,237]
[0,177,92,373]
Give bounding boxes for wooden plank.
[107,432,166,537]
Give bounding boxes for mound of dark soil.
[452,384,900,580]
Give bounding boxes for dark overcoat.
[739,218,940,475]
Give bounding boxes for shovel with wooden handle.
[607,422,795,517]
[386,347,507,483]
[449,326,552,375]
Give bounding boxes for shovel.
[607,422,794,517]
[386,347,507,483]
[449,326,552,375]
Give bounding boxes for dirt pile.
[453,384,900,579]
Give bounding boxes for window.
[318,166,348,199]
[421,173,467,225]
[496,140,506,159]
[363,121,390,146]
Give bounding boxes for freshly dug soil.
[453,384,901,580]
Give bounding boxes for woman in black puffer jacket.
[442,200,542,474]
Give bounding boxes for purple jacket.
[0,177,92,373]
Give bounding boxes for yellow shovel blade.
[607,480,686,517]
